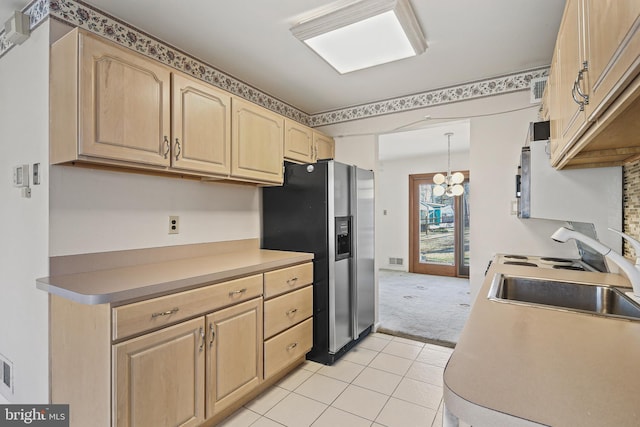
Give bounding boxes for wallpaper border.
[0,0,49,59]
[1,0,547,127]
[309,67,549,126]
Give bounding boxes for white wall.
[49,167,260,256]
[0,22,50,403]
[334,134,378,171]
[323,91,611,301]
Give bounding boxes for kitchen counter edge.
[36,248,314,305]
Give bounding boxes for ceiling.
[379,120,470,161]
[1,0,565,115]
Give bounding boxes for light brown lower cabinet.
[206,298,263,418]
[113,318,206,427]
[50,262,313,427]
[113,298,262,427]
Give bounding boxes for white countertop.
[444,260,640,426]
[37,248,313,305]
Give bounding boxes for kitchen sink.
[488,275,640,321]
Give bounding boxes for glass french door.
[409,173,469,277]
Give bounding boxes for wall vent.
[530,76,548,103]
[0,353,14,398]
[388,257,404,265]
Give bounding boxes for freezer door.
[354,167,375,337]
[330,257,353,352]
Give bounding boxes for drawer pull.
[229,288,248,297]
[286,308,298,316]
[286,342,298,351]
[286,277,299,285]
[151,307,179,318]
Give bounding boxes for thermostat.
[13,164,29,187]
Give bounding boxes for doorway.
[408,172,470,277]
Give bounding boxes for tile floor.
[219,332,461,427]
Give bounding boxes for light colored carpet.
[377,269,471,347]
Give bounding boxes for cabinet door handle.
[571,80,585,112]
[209,322,215,348]
[163,136,170,159]
[174,138,181,161]
[199,327,205,352]
[286,342,298,351]
[286,308,298,316]
[229,288,247,297]
[574,69,589,104]
[286,277,298,285]
[151,307,179,318]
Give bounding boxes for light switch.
[12,164,29,187]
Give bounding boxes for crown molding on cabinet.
[1,0,548,127]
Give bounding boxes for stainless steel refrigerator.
[262,160,375,365]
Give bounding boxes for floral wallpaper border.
[1,0,548,127]
[309,67,549,126]
[0,0,49,59]
[47,0,309,124]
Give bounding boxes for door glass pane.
[418,183,455,266]
[462,182,470,267]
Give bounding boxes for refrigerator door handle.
[349,165,358,340]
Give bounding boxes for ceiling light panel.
[291,0,427,74]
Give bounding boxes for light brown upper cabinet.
[232,98,284,184]
[284,120,336,164]
[171,73,231,175]
[550,0,588,164]
[313,131,335,161]
[284,119,314,163]
[548,0,640,168]
[51,28,171,168]
[51,28,293,184]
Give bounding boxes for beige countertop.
[37,246,313,305]
[444,261,640,427]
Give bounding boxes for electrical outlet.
[169,216,179,234]
[0,353,14,397]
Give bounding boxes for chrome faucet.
[551,226,640,297]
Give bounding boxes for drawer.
[264,317,313,379]
[112,274,263,340]
[264,263,313,298]
[264,285,313,339]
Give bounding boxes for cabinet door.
[171,73,231,175]
[313,132,335,161]
[548,51,563,164]
[556,0,589,157]
[584,0,640,120]
[206,297,263,418]
[284,120,314,163]
[79,32,171,166]
[231,98,284,183]
[113,317,205,427]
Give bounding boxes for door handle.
[174,138,181,160]
[209,322,215,348]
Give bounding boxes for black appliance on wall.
[262,160,375,365]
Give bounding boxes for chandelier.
[433,132,464,197]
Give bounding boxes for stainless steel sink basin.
[488,275,640,320]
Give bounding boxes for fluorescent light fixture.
[291,0,427,74]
